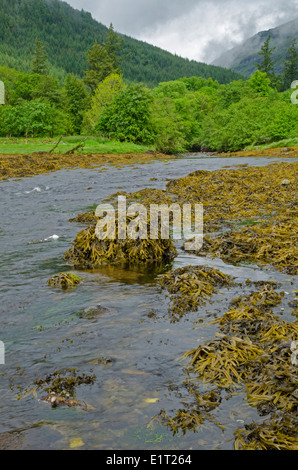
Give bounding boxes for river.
[0,153,296,450]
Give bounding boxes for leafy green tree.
[282,39,298,91]
[9,72,62,106]
[218,80,244,108]
[245,70,272,97]
[153,80,188,99]
[31,39,49,75]
[10,73,40,103]
[1,99,68,137]
[96,83,154,143]
[64,74,89,134]
[150,97,187,153]
[0,66,20,104]
[32,75,62,106]
[82,73,124,133]
[199,93,298,152]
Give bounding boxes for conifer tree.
[105,23,123,73]
[31,39,49,75]
[255,35,278,86]
[84,24,123,93]
[282,39,298,91]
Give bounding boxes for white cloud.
[66,0,298,63]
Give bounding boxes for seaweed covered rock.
[64,213,177,268]
[47,272,82,289]
[69,211,97,225]
[35,368,96,409]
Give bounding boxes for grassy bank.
[1,135,297,181]
[0,136,154,155]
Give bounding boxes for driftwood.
[63,138,87,155]
[49,136,63,153]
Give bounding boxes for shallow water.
[0,153,297,450]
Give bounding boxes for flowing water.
[0,154,297,450]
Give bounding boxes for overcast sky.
[66,0,298,63]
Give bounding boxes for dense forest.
[0,0,242,86]
[0,1,297,154]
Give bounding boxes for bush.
[0,99,69,137]
[96,83,155,144]
[199,94,298,152]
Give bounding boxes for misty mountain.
[212,17,298,77]
[0,0,242,86]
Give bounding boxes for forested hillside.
[1,0,296,154]
[0,0,242,86]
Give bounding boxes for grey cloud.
[66,0,298,62]
[67,0,199,33]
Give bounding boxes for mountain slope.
[212,18,298,77]
[0,0,242,86]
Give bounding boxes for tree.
[245,70,272,97]
[255,35,278,86]
[1,100,67,138]
[64,74,88,134]
[84,24,123,93]
[105,23,123,73]
[82,73,124,133]
[282,39,298,91]
[31,39,49,75]
[96,83,154,143]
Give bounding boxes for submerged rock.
[76,304,114,319]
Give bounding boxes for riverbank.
[0,151,173,181]
[219,145,298,159]
[1,143,298,181]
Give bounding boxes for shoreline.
[0,151,174,181]
[0,145,297,181]
[218,145,298,159]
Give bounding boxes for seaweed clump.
[69,211,97,225]
[64,213,177,268]
[158,265,234,321]
[183,334,264,388]
[234,415,298,450]
[35,368,96,408]
[156,390,222,435]
[47,272,82,289]
[201,219,297,274]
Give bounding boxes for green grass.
[244,137,298,151]
[0,136,155,155]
